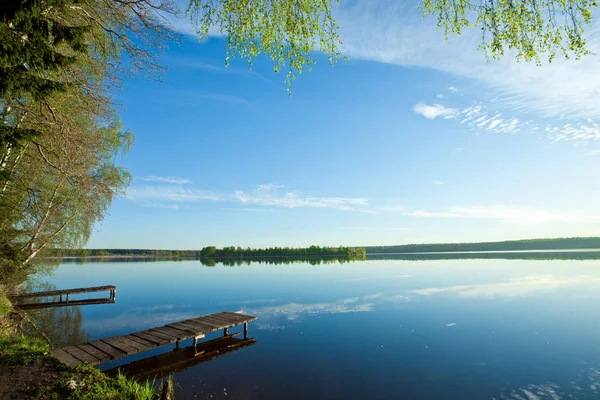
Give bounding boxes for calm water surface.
[36,258,600,399]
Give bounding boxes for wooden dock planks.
[50,311,257,366]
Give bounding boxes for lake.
[31,255,600,399]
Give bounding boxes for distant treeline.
[365,237,600,254]
[53,245,367,259]
[198,245,366,258]
[368,251,600,261]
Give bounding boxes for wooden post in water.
[223,327,228,337]
[244,322,248,339]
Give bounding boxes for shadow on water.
[53,250,600,266]
[19,283,91,348]
[103,336,257,383]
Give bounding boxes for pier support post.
[223,327,228,337]
[244,322,248,339]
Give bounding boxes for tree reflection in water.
[20,282,89,348]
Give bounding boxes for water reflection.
[20,283,90,347]
[105,337,257,382]
[34,256,600,399]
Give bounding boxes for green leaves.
[421,0,597,62]
[187,0,343,91]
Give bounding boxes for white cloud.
[410,275,600,297]
[407,204,600,224]
[433,181,443,185]
[343,226,410,231]
[422,102,600,141]
[127,183,371,212]
[413,103,459,119]
[126,186,221,204]
[142,176,193,185]
[586,149,600,156]
[334,0,600,120]
[244,296,376,325]
[448,86,458,92]
[446,323,457,327]
[234,184,369,211]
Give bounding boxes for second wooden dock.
[51,311,257,367]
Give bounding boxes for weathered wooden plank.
[183,320,219,333]
[162,324,199,336]
[222,311,258,322]
[131,331,169,346]
[206,313,242,324]
[51,348,82,367]
[144,328,179,341]
[100,337,138,355]
[126,334,160,348]
[201,315,241,328]
[196,316,232,327]
[62,345,101,364]
[153,325,195,339]
[214,314,249,325]
[171,320,210,331]
[13,285,116,298]
[88,340,127,358]
[75,344,112,363]
[117,336,151,352]
[15,298,115,310]
[183,319,220,331]
[167,321,210,334]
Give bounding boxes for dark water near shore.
[32,255,600,399]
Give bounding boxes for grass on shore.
[0,334,168,400]
[0,286,170,400]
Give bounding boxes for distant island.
[365,237,600,254]
[54,245,367,259]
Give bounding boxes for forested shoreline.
[52,245,368,259]
[365,237,600,254]
[51,237,600,259]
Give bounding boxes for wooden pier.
[51,311,257,367]
[12,285,116,310]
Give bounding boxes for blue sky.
[87,0,600,249]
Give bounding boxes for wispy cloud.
[126,186,221,204]
[433,181,443,185]
[417,101,600,141]
[343,226,410,231]
[407,204,600,224]
[234,184,370,212]
[243,296,376,329]
[127,182,371,212]
[448,86,458,93]
[142,175,193,185]
[334,0,600,120]
[167,57,270,82]
[413,103,459,120]
[410,275,600,297]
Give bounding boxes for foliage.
[421,0,598,63]
[199,245,367,258]
[0,0,177,283]
[55,245,368,259]
[187,0,343,90]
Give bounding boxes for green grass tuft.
[0,334,165,399]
